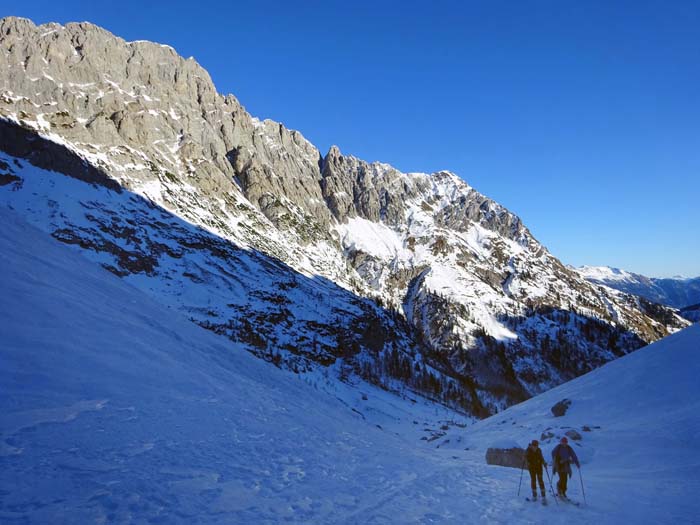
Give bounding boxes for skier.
[551,436,580,499]
[525,439,547,500]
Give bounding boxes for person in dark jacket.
[552,436,580,498]
[525,439,547,499]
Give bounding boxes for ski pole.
[578,465,587,506]
[517,457,525,496]
[544,465,558,506]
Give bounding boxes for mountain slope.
[577,265,700,310]
[0,16,688,416]
[680,303,700,322]
[1,205,698,523]
[0,205,455,524]
[0,149,479,412]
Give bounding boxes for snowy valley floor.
[1,205,699,524]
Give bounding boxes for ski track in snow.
[1,205,699,524]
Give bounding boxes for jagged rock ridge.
[0,17,689,415]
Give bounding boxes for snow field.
[0,206,530,524]
[1,201,699,523]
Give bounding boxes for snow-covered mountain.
[0,16,688,417]
[1,204,698,524]
[577,265,700,311]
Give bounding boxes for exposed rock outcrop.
[551,399,572,417]
[485,447,525,469]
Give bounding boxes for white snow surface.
[338,216,410,262]
[1,204,699,524]
[576,265,643,283]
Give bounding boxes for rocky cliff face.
[0,17,338,268]
[0,17,689,416]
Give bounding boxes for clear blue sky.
[4,1,699,277]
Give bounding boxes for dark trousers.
[557,470,569,495]
[529,467,545,495]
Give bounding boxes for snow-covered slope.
[443,321,700,523]
[2,206,699,524]
[577,265,700,310]
[0,205,462,523]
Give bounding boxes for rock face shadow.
[0,119,487,415]
[0,118,667,418]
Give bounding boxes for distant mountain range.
[0,16,689,417]
[576,266,700,312]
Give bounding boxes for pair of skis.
[525,495,580,507]
[525,496,548,506]
[554,495,581,507]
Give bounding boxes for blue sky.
[4,1,699,277]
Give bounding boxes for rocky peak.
[0,16,36,36]
[320,145,424,226]
[325,144,343,161]
[320,143,530,247]
[0,16,334,245]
